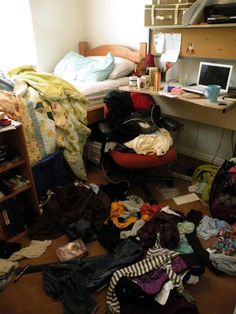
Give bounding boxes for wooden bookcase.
[0,122,39,241]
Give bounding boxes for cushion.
[54,51,114,82]
[108,57,137,79]
[89,56,137,79]
[131,92,154,111]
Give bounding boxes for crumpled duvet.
[124,128,173,155]
[4,66,91,180]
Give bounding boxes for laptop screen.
[198,62,233,93]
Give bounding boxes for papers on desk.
[173,193,200,205]
[158,91,178,98]
[154,32,181,63]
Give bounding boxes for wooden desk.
[119,86,236,131]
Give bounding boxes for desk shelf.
[148,23,236,29]
[149,26,236,60]
[119,85,236,131]
[119,85,236,112]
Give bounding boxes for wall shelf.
[149,25,236,60]
[148,23,236,29]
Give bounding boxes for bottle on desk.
[154,70,161,92]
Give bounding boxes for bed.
[0,42,147,182]
[55,41,147,124]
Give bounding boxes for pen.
[13,264,30,283]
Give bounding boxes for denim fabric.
[76,238,144,292]
[43,263,97,314]
[42,239,144,312]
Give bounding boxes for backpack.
[209,160,236,224]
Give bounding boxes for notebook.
[183,62,233,95]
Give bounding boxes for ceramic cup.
[129,76,138,87]
[137,76,150,90]
[203,84,221,103]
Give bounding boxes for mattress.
[69,77,129,108]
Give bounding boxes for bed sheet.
[68,77,129,107]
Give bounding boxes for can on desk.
[154,70,161,91]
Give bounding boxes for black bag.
[204,3,236,24]
[209,160,236,224]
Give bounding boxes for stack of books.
[0,174,29,197]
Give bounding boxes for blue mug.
[203,85,221,103]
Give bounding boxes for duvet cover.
[0,67,91,181]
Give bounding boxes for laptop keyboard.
[183,85,205,94]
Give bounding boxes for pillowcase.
[108,57,137,79]
[54,51,114,82]
[89,56,137,79]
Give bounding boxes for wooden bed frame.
[78,41,147,124]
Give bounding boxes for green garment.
[192,164,219,202]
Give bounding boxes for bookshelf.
[0,121,39,241]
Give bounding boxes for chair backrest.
[130,92,154,111]
[103,90,134,127]
[103,90,161,143]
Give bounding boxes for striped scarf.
[107,243,184,313]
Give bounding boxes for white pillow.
[108,57,137,79]
[54,51,114,82]
[89,56,136,79]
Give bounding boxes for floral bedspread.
[1,68,91,181]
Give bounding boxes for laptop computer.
[183,62,233,95]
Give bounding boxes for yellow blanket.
[8,67,91,181]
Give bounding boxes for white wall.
[29,0,85,71]
[0,0,37,72]
[84,0,151,50]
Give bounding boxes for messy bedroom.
[0,0,236,313]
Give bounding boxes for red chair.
[99,91,182,203]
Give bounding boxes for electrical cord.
[101,154,130,187]
[211,128,225,164]
[190,122,200,157]
[150,103,160,128]
[231,130,235,155]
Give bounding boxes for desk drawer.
[145,4,193,26]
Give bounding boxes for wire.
[100,155,130,187]
[190,122,200,157]
[150,103,161,130]
[211,129,225,164]
[231,130,235,155]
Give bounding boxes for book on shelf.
[56,238,88,262]
[0,206,9,239]
[9,197,26,233]
[0,202,16,239]
[0,198,26,239]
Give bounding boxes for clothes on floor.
[106,243,195,314]
[0,259,18,292]
[8,240,52,261]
